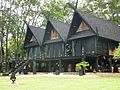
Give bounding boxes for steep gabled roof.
[24,25,45,47]
[76,10,120,42]
[68,30,96,40]
[49,19,70,42]
[29,26,45,45]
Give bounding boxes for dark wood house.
[24,25,45,73]
[23,10,120,74]
[67,10,120,72]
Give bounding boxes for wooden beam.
[95,57,99,72]
[48,61,51,72]
[32,48,37,74]
[32,60,37,74]
[72,41,75,56]
[59,59,62,73]
[62,43,65,56]
[109,57,112,72]
[66,3,77,11]
[95,36,99,55]
[26,48,30,60]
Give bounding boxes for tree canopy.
[80,0,120,24]
[0,0,71,61]
[113,43,120,60]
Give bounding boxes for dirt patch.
[12,72,120,79]
[95,73,120,77]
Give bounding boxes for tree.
[0,0,71,62]
[79,0,120,24]
[113,43,120,60]
[40,0,71,24]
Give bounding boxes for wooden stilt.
[109,57,112,72]
[33,61,37,74]
[59,59,62,73]
[95,57,99,72]
[48,61,51,72]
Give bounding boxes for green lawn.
[0,74,120,90]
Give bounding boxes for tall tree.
[113,43,120,60]
[41,0,71,23]
[0,0,71,61]
[79,0,120,24]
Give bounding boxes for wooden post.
[32,48,37,74]
[108,41,112,72]
[109,57,112,72]
[33,61,37,74]
[59,59,62,73]
[94,36,98,55]
[53,44,55,58]
[26,48,30,60]
[72,41,75,56]
[62,43,65,56]
[48,61,51,72]
[95,57,99,72]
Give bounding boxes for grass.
[0,73,120,90]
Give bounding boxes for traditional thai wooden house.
[23,10,120,74]
[24,25,45,73]
[67,10,120,72]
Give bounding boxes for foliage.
[113,43,120,60]
[80,0,120,25]
[0,0,70,61]
[76,61,89,70]
[41,0,71,22]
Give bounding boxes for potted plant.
[76,61,89,76]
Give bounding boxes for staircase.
[10,60,30,83]
[7,60,25,75]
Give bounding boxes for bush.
[76,61,89,70]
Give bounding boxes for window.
[77,21,89,32]
[30,36,37,42]
[51,30,58,40]
[109,49,115,56]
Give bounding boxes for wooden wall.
[28,46,41,59]
[45,42,63,58]
[73,36,95,56]
[26,36,118,60]
[96,37,118,55]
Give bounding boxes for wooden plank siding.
[42,36,96,59]
[96,38,108,55]
[45,42,63,58]
[96,37,118,55]
[72,36,95,56]
[27,36,118,61]
[28,46,41,60]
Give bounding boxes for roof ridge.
[76,10,120,41]
[49,19,70,42]
[49,19,70,26]
[78,10,120,27]
[28,26,45,45]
